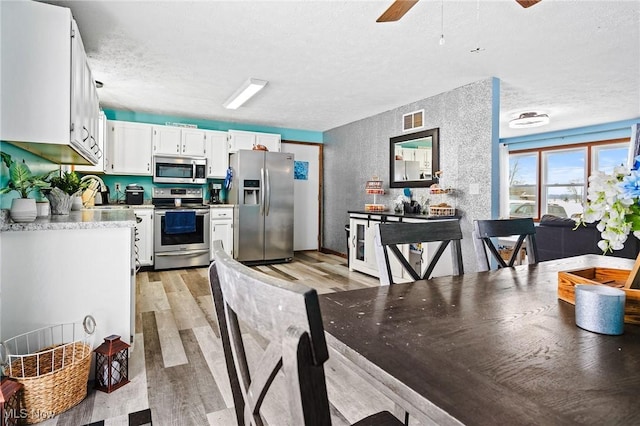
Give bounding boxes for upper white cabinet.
[228,130,281,153]
[75,112,107,173]
[205,130,229,178]
[181,129,207,157]
[152,127,207,157]
[0,1,99,165]
[152,126,182,156]
[106,121,153,175]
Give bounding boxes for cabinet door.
[181,129,207,157]
[205,130,229,178]
[134,209,154,266]
[107,121,153,175]
[152,126,181,155]
[256,132,281,152]
[76,111,106,173]
[211,220,233,260]
[228,130,256,152]
[70,19,86,150]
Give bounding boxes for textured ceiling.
[45,0,640,138]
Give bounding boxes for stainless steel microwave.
[153,156,207,184]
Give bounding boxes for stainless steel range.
[152,187,210,270]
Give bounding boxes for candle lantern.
[0,378,24,426]
[94,335,130,393]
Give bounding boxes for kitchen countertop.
[348,210,461,220]
[0,208,136,232]
[209,204,234,208]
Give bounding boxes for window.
[508,139,629,220]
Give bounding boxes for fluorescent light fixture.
[509,112,550,129]
[223,78,268,110]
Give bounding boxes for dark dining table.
[319,255,640,425]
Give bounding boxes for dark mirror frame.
[389,128,440,188]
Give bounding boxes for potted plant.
[45,171,90,215]
[0,152,55,222]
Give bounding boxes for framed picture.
[628,123,640,170]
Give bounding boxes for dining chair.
[208,240,404,426]
[373,220,464,285]
[472,218,539,272]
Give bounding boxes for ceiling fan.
[376,0,541,22]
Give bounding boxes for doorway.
[281,141,322,251]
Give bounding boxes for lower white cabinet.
[134,209,154,266]
[210,207,233,260]
[0,226,133,344]
[348,213,454,283]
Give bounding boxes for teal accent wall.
[98,175,225,204]
[500,118,640,150]
[103,109,323,143]
[491,77,501,218]
[0,142,59,209]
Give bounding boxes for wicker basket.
[2,317,95,424]
[429,206,455,216]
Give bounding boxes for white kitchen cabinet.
[181,128,207,157]
[0,1,99,165]
[0,226,133,344]
[134,209,154,267]
[152,126,182,155]
[228,130,281,153]
[106,120,153,175]
[75,111,107,173]
[210,207,234,260]
[153,126,207,157]
[205,130,229,178]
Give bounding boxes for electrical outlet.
[115,183,121,192]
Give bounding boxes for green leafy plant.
[0,151,55,198]
[46,171,90,196]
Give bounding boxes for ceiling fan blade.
[376,0,420,22]
[516,0,541,8]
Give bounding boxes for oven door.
[154,209,210,254]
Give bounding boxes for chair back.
[374,220,464,285]
[209,241,331,426]
[472,218,539,272]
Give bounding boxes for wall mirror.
[389,128,439,188]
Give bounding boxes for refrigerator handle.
[265,168,271,216]
[260,167,265,216]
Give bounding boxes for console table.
[347,211,460,283]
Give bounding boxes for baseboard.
[321,247,347,259]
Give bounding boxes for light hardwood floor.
[38,251,397,426]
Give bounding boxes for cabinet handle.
[82,126,89,142]
[147,163,150,171]
[176,144,179,153]
[183,145,186,152]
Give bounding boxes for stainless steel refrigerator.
[229,150,294,263]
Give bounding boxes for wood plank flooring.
[36,251,397,426]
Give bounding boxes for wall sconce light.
[94,335,130,393]
[223,78,268,110]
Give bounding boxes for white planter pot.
[10,198,37,223]
[36,201,50,217]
